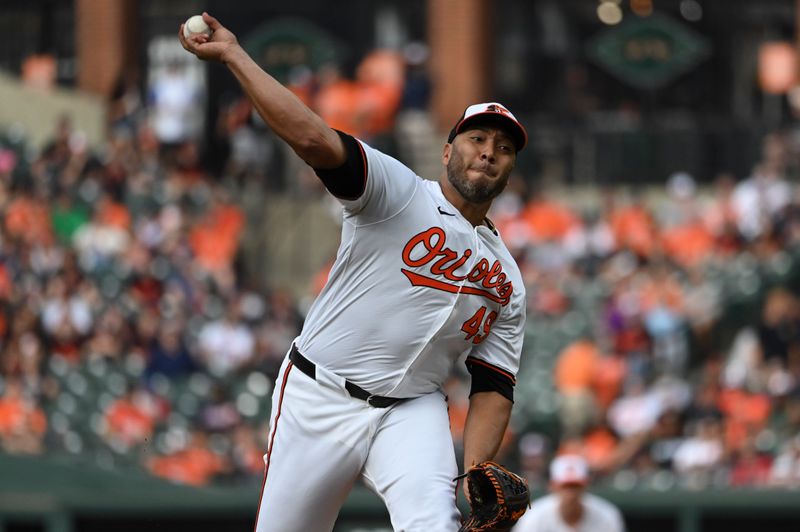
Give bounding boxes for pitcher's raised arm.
[179,12,345,169]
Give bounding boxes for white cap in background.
[550,454,589,487]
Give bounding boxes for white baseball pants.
[253,354,462,531]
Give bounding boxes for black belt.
[289,345,403,408]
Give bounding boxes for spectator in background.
[2,331,45,394]
[72,201,132,271]
[770,390,800,446]
[610,409,684,475]
[558,422,618,476]
[131,308,161,359]
[188,185,245,291]
[108,69,145,134]
[197,383,241,433]
[148,61,203,154]
[521,187,579,245]
[717,381,771,456]
[314,64,359,136]
[83,304,129,361]
[399,42,431,112]
[40,276,92,363]
[756,287,800,367]
[608,192,657,260]
[563,208,616,277]
[144,321,197,386]
[230,423,267,480]
[672,417,726,487]
[607,376,663,439]
[769,434,800,488]
[101,385,160,449]
[5,186,53,246]
[554,337,601,438]
[218,97,277,182]
[146,428,229,486]
[512,454,625,532]
[732,134,791,242]
[197,299,255,377]
[517,432,550,492]
[353,49,404,151]
[729,434,773,487]
[604,274,651,380]
[50,192,89,246]
[0,377,46,454]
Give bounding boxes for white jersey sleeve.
[337,140,418,224]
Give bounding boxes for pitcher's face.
[444,126,516,204]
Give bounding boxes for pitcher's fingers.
[178,25,190,50]
[202,12,222,31]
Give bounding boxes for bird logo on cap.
[486,104,511,116]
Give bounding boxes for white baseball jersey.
[295,138,526,398]
[512,493,626,532]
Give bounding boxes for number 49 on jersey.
[461,306,497,344]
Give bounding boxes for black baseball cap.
[447,102,528,152]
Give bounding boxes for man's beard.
[446,155,509,203]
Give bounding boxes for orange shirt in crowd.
[104,398,156,445]
[147,445,226,486]
[556,427,618,473]
[0,396,46,437]
[189,204,245,272]
[609,204,655,257]
[356,82,403,137]
[592,355,627,411]
[0,262,12,300]
[555,339,600,393]
[315,79,360,136]
[581,426,618,471]
[5,196,53,245]
[718,388,771,451]
[661,221,715,268]
[639,274,684,313]
[521,199,578,241]
[236,443,265,476]
[97,199,132,230]
[355,50,404,137]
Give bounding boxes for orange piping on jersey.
[466,356,516,384]
[255,362,293,529]
[357,140,368,193]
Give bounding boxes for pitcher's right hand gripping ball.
[178,12,238,64]
[458,461,530,532]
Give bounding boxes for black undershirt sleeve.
[465,357,515,402]
[313,130,368,200]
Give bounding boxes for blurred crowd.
[494,130,800,492]
[2,45,800,492]
[0,106,304,485]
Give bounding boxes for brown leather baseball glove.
[458,461,530,531]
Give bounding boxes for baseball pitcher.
[181,13,529,531]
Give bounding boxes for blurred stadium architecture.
[4,0,800,531]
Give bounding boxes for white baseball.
[183,15,212,39]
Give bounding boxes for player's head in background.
[549,454,590,507]
[442,102,527,205]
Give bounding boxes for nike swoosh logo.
[437,206,456,216]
